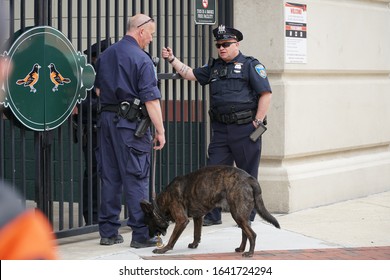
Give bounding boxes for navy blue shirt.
[193,52,271,112]
[94,35,160,106]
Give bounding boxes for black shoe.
[130,236,159,249]
[100,235,124,245]
[203,219,222,226]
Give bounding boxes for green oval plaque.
[1,26,95,131]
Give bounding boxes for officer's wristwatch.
[254,119,263,126]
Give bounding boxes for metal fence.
[0,0,233,238]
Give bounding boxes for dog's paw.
[152,247,168,254]
[235,247,245,253]
[153,245,173,254]
[242,251,253,258]
[188,242,199,249]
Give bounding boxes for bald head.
[126,13,155,50]
[127,14,154,32]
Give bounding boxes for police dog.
[140,165,280,257]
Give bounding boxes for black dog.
[141,165,280,257]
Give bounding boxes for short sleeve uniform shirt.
[95,35,160,106]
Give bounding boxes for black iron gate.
[0,0,234,238]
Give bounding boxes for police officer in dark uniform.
[162,24,272,226]
[94,14,165,248]
[73,38,111,225]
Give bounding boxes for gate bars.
[0,0,233,238]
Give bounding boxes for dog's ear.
[140,199,154,214]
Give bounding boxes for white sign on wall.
[285,2,307,64]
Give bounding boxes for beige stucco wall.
[235,0,390,212]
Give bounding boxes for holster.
[100,99,151,137]
[119,99,141,121]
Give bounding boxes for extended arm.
[162,47,197,81]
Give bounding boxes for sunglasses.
[215,41,237,49]
[137,17,154,28]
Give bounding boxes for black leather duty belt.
[209,109,255,125]
[99,104,119,113]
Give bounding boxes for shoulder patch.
[255,64,267,79]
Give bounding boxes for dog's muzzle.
[156,227,167,236]
[153,211,169,236]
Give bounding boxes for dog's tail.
[250,177,280,229]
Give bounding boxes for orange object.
[0,209,58,260]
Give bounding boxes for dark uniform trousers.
[205,121,261,222]
[97,111,151,242]
[82,128,98,225]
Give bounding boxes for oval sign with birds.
[1,26,95,131]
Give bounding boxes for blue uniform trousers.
[96,112,151,242]
[205,121,261,222]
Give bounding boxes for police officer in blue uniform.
[73,38,111,225]
[94,14,165,248]
[162,24,272,226]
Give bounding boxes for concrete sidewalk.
[57,191,390,260]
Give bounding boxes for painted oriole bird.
[15,63,41,93]
[48,63,71,92]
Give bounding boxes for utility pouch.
[118,99,141,121]
[235,110,252,120]
[235,110,253,124]
[139,103,149,117]
[118,101,130,119]
[125,99,141,121]
[134,104,151,138]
